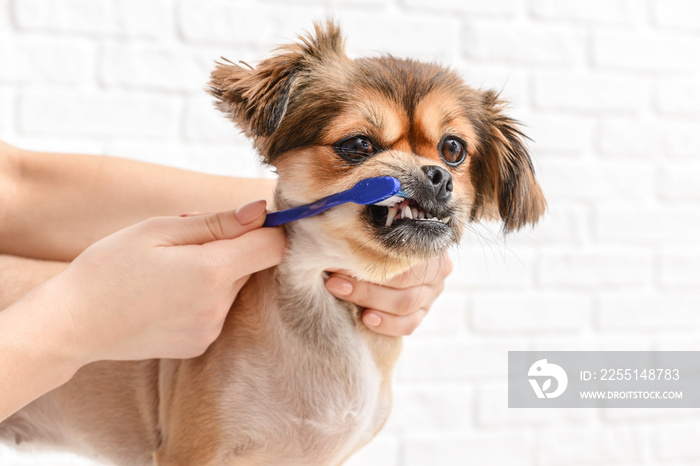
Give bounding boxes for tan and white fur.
[0,22,545,465]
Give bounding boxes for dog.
[0,21,545,465]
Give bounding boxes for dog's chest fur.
[160,226,398,465]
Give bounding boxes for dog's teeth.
[417,211,425,219]
[386,206,398,227]
[441,217,451,224]
[403,205,413,220]
[411,207,418,219]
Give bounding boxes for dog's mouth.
[365,191,457,257]
[368,197,451,227]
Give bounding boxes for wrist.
[0,279,86,419]
[0,142,20,248]
[20,275,93,376]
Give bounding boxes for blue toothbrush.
[263,176,407,227]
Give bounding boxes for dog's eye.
[439,136,467,166]
[336,136,377,162]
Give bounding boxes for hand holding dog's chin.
[325,253,452,337]
[42,201,286,366]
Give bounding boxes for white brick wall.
[1,0,699,465]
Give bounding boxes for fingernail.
[325,276,353,296]
[236,200,267,225]
[364,312,382,327]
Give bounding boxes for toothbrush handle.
[263,196,342,227]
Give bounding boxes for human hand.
[45,200,285,364]
[324,254,453,337]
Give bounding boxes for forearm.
[0,254,68,310]
[0,277,82,421]
[0,142,275,261]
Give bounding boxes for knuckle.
[397,291,418,316]
[204,213,228,240]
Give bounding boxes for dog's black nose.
[422,165,453,201]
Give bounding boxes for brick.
[531,0,639,24]
[402,0,520,15]
[595,206,700,241]
[530,334,654,351]
[598,293,700,329]
[527,113,594,155]
[658,164,700,200]
[597,118,666,158]
[391,384,473,432]
[455,65,529,109]
[653,0,700,32]
[537,425,643,465]
[506,204,587,245]
[184,143,263,178]
[344,432,399,466]
[665,121,700,158]
[0,88,13,133]
[100,43,209,91]
[0,0,9,29]
[660,251,700,287]
[656,77,700,117]
[448,247,536,289]
[462,21,583,65]
[476,383,591,426]
[18,91,179,138]
[656,334,700,350]
[658,421,700,460]
[183,96,244,143]
[533,72,648,114]
[538,159,655,201]
[398,337,527,381]
[0,34,18,82]
[593,31,700,72]
[12,0,119,35]
[472,292,591,333]
[178,1,323,49]
[539,248,653,287]
[340,13,459,60]
[15,35,94,84]
[0,34,94,85]
[114,0,174,39]
[404,432,531,466]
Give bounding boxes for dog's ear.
[471,90,546,233]
[208,21,346,162]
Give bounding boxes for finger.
[325,274,438,316]
[204,226,287,277]
[362,309,428,337]
[165,200,268,246]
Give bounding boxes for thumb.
[165,200,268,246]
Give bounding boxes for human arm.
[0,141,275,261]
[0,203,285,421]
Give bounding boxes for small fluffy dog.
[1,22,544,465]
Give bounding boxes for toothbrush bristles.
[374,194,406,207]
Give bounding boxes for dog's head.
[209,22,545,280]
